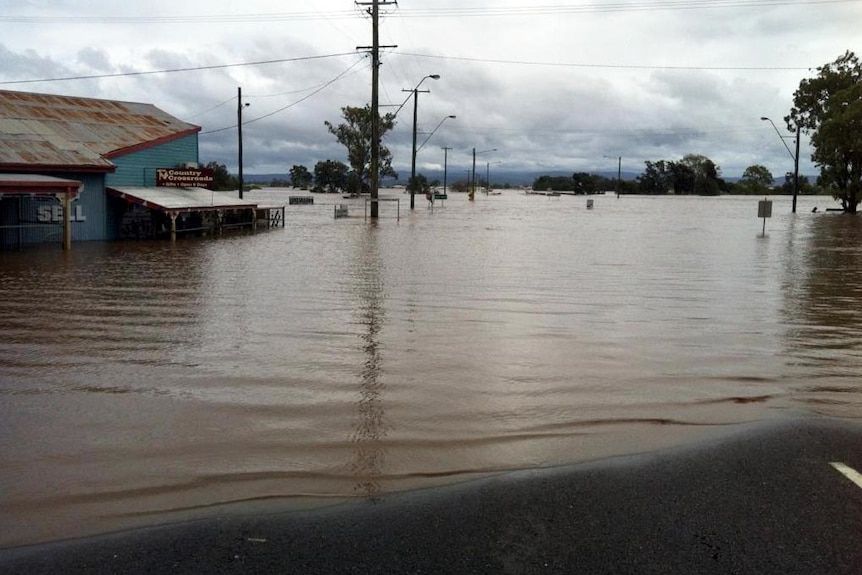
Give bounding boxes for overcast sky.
[1,1,860,181]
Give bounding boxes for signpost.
[758,198,773,236]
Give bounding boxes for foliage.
[780,172,818,195]
[313,160,349,193]
[788,50,862,213]
[637,160,673,194]
[737,164,775,195]
[407,174,431,195]
[289,165,313,189]
[325,105,397,190]
[616,179,640,195]
[679,154,721,195]
[533,175,573,192]
[531,173,617,193]
[450,180,470,193]
[637,155,721,195]
[204,161,236,191]
[572,172,600,194]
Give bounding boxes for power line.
[0,11,363,24]
[184,96,236,120]
[395,51,811,71]
[0,52,358,85]
[1,0,857,23]
[200,56,369,135]
[393,0,859,16]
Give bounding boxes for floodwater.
[1,190,861,547]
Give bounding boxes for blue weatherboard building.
[0,89,276,250]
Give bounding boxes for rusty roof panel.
[0,89,199,169]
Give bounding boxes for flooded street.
[1,190,861,547]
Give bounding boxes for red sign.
[156,168,214,189]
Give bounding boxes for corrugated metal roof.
[107,186,258,213]
[0,90,201,170]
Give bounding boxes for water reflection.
[4,192,862,548]
[347,223,388,498]
[0,241,207,396]
[781,214,862,415]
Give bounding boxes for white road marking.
[830,462,862,490]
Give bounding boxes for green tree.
[739,164,775,195]
[289,165,313,189]
[788,50,862,213]
[407,174,431,195]
[533,175,573,191]
[572,172,599,194]
[204,161,235,191]
[325,105,397,192]
[679,154,721,195]
[638,160,673,194]
[450,180,470,193]
[669,161,695,194]
[780,172,816,195]
[313,160,349,193]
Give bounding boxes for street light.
[603,155,621,198]
[417,115,456,154]
[441,146,452,197]
[486,161,502,193]
[760,116,800,213]
[404,74,440,209]
[471,147,497,200]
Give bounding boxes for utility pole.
[442,146,452,196]
[760,116,799,214]
[357,0,396,218]
[404,85,430,209]
[793,123,800,214]
[402,77,438,209]
[237,86,245,199]
[471,147,476,200]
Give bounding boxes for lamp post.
[441,146,452,196]
[604,155,621,198]
[471,147,497,200]
[237,86,250,199]
[417,115,456,155]
[404,74,440,209]
[760,116,800,213]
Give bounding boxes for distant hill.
[245,170,642,188]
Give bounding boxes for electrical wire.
[200,55,369,135]
[0,52,358,85]
[393,51,811,71]
[1,0,856,23]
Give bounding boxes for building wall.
[107,135,200,187]
[1,133,200,248]
[106,134,200,240]
[0,172,105,248]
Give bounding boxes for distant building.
[0,89,274,250]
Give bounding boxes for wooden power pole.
[357,0,396,218]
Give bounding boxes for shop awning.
[106,186,257,214]
[0,173,83,199]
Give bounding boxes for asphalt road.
[2,416,861,574]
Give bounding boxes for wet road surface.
[2,416,860,574]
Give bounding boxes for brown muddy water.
[1,190,861,547]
